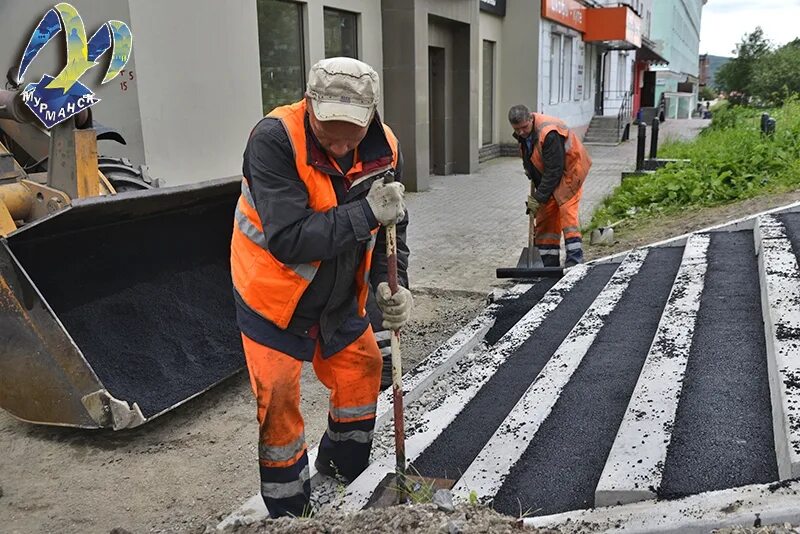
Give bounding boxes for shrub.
[589,98,800,228]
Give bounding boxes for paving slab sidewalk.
[405,118,710,294]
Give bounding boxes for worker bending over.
[508,104,592,267]
[231,57,411,518]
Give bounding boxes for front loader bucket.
[0,177,243,429]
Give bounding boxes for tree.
[751,42,800,105]
[716,27,772,104]
[699,86,717,101]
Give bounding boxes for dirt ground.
[584,190,800,262]
[0,289,485,534]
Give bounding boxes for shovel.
[367,170,454,507]
[496,178,564,279]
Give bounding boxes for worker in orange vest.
[231,57,411,518]
[508,104,592,267]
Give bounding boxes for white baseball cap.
[306,57,380,127]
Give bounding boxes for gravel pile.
[218,503,556,534]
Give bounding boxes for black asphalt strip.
[412,262,618,482]
[659,231,777,497]
[489,246,684,517]
[484,279,558,345]
[780,212,800,259]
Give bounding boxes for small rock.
[447,519,464,534]
[109,529,133,534]
[432,488,455,513]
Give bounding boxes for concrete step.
[332,266,595,511]
[450,249,649,505]
[595,233,710,507]
[756,213,800,479]
[659,230,776,498]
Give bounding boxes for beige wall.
[0,1,384,187]
[497,1,541,146]
[382,0,478,192]
[128,0,262,186]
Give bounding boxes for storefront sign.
[480,0,506,16]
[584,6,642,48]
[541,0,586,33]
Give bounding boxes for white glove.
[366,178,405,226]
[376,282,413,331]
[526,194,540,216]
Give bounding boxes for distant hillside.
[707,55,731,89]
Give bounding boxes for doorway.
[428,46,446,175]
[642,71,656,107]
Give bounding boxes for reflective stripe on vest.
[235,181,318,282]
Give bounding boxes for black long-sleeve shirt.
[517,130,566,204]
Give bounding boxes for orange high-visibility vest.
[231,100,399,329]
[528,112,592,205]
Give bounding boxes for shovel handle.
[382,169,400,295]
[379,168,407,499]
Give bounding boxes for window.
[256,0,305,114]
[616,54,626,92]
[561,36,573,102]
[584,45,592,100]
[482,40,495,146]
[549,34,561,105]
[324,8,358,59]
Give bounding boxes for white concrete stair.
[594,233,710,506]
[755,214,800,479]
[450,249,648,504]
[333,266,591,512]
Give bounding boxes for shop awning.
[637,37,668,65]
[583,6,642,50]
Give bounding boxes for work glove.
[366,178,406,226]
[376,282,413,331]
[525,194,540,216]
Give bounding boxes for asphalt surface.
[660,231,777,497]
[412,263,618,482]
[10,203,243,417]
[781,212,800,260]
[484,280,557,346]
[490,247,684,517]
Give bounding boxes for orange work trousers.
[535,187,584,267]
[241,326,381,518]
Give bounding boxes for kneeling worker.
[231,57,412,517]
[508,104,592,267]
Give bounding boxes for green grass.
[589,98,800,230]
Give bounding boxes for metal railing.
[617,90,632,141]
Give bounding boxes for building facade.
[650,0,706,119]
[0,0,699,192]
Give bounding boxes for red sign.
[541,0,586,33]
[584,6,642,48]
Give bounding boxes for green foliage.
[589,99,800,229]
[751,43,800,106]
[716,27,772,103]
[699,86,717,102]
